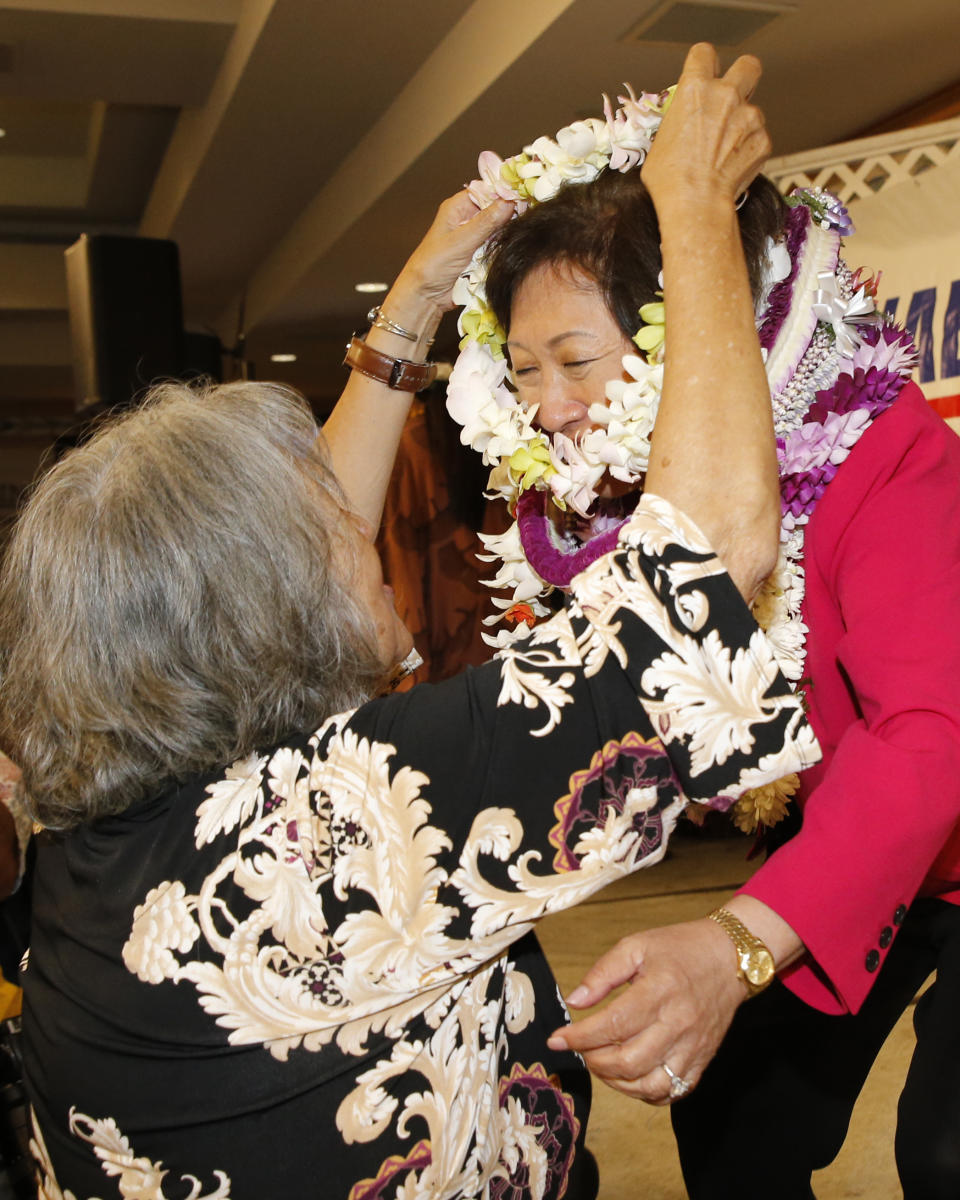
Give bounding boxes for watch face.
[743,947,775,987]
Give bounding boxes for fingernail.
[547,1034,568,1051]
[566,986,589,1007]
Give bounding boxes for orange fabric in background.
[376,399,496,687]
[928,393,960,420]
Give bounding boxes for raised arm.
[643,43,779,600]
[322,193,512,530]
[547,44,805,1103]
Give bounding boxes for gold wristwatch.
[707,907,776,997]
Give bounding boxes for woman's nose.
[534,378,590,435]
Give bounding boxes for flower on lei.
[524,128,608,202]
[509,435,555,493]
[546,434,608,516]
[787,187,855,237]
[750,538,807,682]
[476,522,551,609]
[446,340,536,464]
[594,354,664,480]
[468,150,532,211]
[603,84,673,172]
[779,408,871,475]
[731,773,800,833]
[459,303,507,357]
[808,365,901,424]
[632,301,665,356]
[503,601,538,627]
[838,321,917,380]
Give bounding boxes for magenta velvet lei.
[516,489,624,588]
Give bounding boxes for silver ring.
[661,1061,691,1099]
[734,188,749,211]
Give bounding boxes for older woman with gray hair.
[1,49,815,1200]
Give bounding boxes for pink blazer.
[740,383,960,1014]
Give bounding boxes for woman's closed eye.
[513,365,538,379]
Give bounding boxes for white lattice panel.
[765,116,960,203]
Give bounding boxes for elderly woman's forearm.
[647,196,779,594]
[322,279,441,528]
[323,193,513,529]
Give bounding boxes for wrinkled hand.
[548,918,747,1105]
[392,190,513,316]
[642,42,771,209]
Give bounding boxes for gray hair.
[0,381,385,830]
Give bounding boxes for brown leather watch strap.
[343,335,437,393]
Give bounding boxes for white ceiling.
[1,0,959,415]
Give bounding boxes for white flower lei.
[446,88,917,828]
[448,86,672,519]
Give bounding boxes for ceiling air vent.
[622,1,799,48]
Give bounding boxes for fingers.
[564,935,645,1011]
[584,1034,703,1105]
[680,41,720,82]
[437,189,482,223]
[435,190,511,231]
[548,922,745,1107]
[723,52,762,101]
[467,195,514,234]
[549,986,645,1055]
[733,123,772,191]
[594,1061,696,1106]
[680,42,761,102]
[582,1018,709,1106]
[720,105,770,184]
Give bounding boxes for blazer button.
[879,926,893,949]
[893,904,907,926]
[865,949,881,972]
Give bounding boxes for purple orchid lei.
[779,323,916,528]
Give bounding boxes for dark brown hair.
[484,169,786,339]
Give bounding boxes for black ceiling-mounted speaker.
[65,234,186,413]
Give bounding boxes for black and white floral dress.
[24,495,818,1200]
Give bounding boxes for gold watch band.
[707,907,776,997]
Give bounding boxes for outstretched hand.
[547,917,747,1105]
[392,191,513,317]
[642,42,771,209]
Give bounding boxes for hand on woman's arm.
[642,43,778,600]
[323,192,512,529]
[547,897,803,1104]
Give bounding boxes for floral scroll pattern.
[30,496,816,1199]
